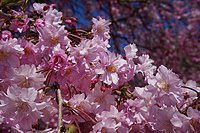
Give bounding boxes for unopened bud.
[43,5,50,11]
[65,19,72,25]
[71,17,77,22]
[101,86,106,92]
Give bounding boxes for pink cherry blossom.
[35,18,45,28]
[0,3,199,132]
[95,52,127,85]
[187,107,200,131]
[0,30,12,41]
[69,94,92,113]
[0,37,23,78]
[148,105,176,132]
[19,39,38,65]
[9,11,29,33]
[182,80,200,99]
[48,47,70,72]
[86,83,116,113]
[11,64,45,89]
[33,3,47,14]
[0,86,45,131]
[92,17,111,41]
[44,6,63,27]
[92,105,127,133]
[155,65,181,93]
[137,54,156,81]
[37,24,70,52]
[69,38,104,69]
[124,43,138,61]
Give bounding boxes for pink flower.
[137,54,156,81]
[33,3,47,14]
[155,65,181,93]
[170,111,191,131]
[48,47,70,72]
[187,107,200,131]
[69,38,103,68]
[56,65,80,86]
[118,61,136,85]
[182,80,200,99]
[91,36,111,49]
[92,105,127,133]
[0,38,23,78]
[92,17,111,41]
[123,99,148,125]
[11,64,45,89]
[35,18,45,28]
[86,83,116,113]
[92,118,121,133]
[0,86,44,131]
[124,43,138,60]
[37,25,70,52]
[74,73,96,93]
[9,11,29,33]
[0,45,20,68]
[95,105,125,121]
[95,52,127,85]
[134,85,157,101]
[19,39,38,65]
[44,7,63,27]
[148,105,176,132]
[155,93,178,107]
[69,94,92,113]
[0,30,12,41]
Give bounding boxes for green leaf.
[65,124,77,133]
[21,0,28,10]
[0,0,25,7]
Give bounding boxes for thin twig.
[69,110,81,133]
[75,107,97,124]
[182,86,199,94]
[76,29,89,34]
[0,10,11,19]
[57,89,63,133]
[44,69,53,86]
[66,83,72,98]
[68,33,82,40]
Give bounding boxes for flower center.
[106,64,116,73]
[16,100,29,112]
[97,26,104,33]
[101,127,107,133]
[24,47,32,56]
[82,75,88,80]
[95,96,105,104]
[19,77,31,88]
[65,68,71,76]
[49,36,59,45]
[190,118,200,130]
[163,120,173,131]
[0,51,9,60]
[158,81,169,92]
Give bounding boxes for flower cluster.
[0,3,200,133]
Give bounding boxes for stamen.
[106,64,116,73]
[97,26,104,33]
[49,36,59,45]
[0,51,9,60]
[24,47,32,55]
[16,100,29,112]
[158,81,169,92]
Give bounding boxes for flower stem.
[57,89,63,133]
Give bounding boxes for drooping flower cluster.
[0,2,199,133]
